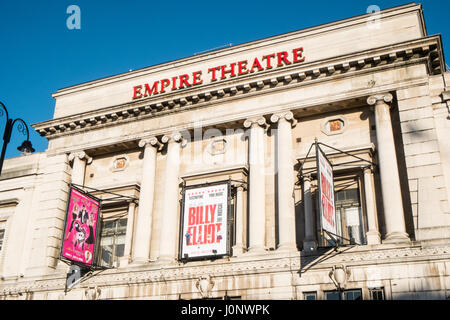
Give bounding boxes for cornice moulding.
[33,37,443,141]
[44,76,429,158]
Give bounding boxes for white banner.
[317,147,337,235]
[181,183,228,259]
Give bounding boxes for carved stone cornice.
[32,37,444,140]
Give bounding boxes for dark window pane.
[99,217,128,267]
[119,218,128,229]
[370,289,384,300]
[103,221,115,230]
[347,189,359,201]
[0,229,5,251]
[304,292,317,300]
[345,290,362,300]
[115,244,125,257]
[325,291,340,300]
[101,246,113,266]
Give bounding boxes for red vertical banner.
[61,187,101,266]
[317,145,337,236]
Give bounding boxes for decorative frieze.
[0,245,449,298]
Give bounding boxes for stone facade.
[0,3,449,300]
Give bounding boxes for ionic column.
[121,201,137,266]
[363,167,381,245]
[271,111,298,252]
[243,117,267,254]
[132,137,161,264]
[232,185,246,256]
[56,152,91,272]
[367,94,409,243]
[158,132,183,262]
[303,175,316,251]
[68,151,92,186]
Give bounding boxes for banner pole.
[315,138,324,247]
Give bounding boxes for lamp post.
[0,102,35,176]
[329,265,351,300]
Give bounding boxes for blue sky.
[0,0,448,160]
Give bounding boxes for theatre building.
[1,3,450,300]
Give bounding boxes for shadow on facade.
[297,246,354,277]
[391,98,416,240]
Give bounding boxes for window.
[324,291,340,300]
[304,292,317,300]
[344,289,362,300]
[99,216,127,268]
[224,295,241,300]
[318,176,367,247]
[189,295,241,301]
[325,289,362,300]
[0,204,15,273]
[335,184,366,245]
[370,288,385,300]
[0,221,5,252]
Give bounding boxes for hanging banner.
[60,186,101,267]
[316,144,337,236]
[180,182,230,260]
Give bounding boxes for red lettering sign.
[132,48,306,99]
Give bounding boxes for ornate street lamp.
[329,265,351,300]
[0,102,35,176]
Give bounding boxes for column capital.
[367,93,394,106]
[244,116,267,129]
[139,136,162,150]
[270,111,297,127]
[161,132,183,144]
[363,166,376,175]
[302,174,312,183]
[68,151,92,164]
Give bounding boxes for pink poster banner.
[61,187,100,266]
[317,145,337,236]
